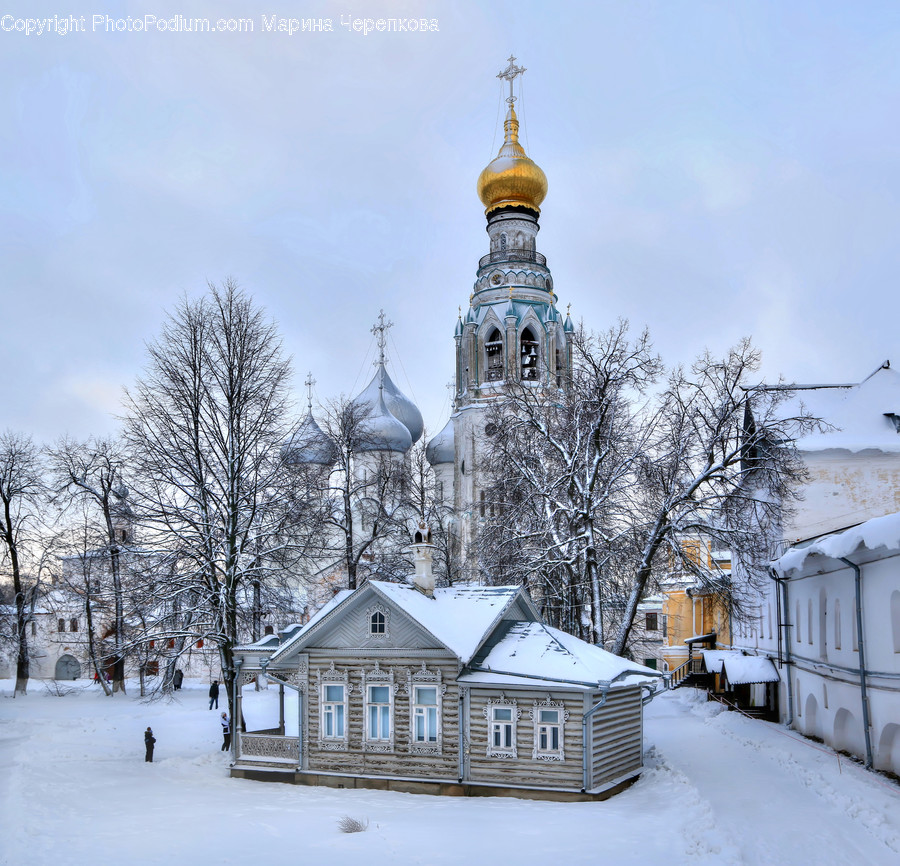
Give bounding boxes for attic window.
[370,611,385,635]
[884,413,900,433]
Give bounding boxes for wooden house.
[230,541,662,801]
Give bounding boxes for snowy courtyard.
[1,680,898,866]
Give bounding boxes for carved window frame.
[484,695,520,759]
[407,663,446,756]
[317,662,351,751]
[365,601,391,643]
[531,697,569,762]
[362,661,396,753]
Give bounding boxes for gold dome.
[477,105,548,216]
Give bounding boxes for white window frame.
[362,662,395,753]
[531,697,569,761]
[407,663,445,756]
[317,662,350,751]
[484,695,520,759]
[364,602,391,643]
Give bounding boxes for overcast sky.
[2,0,899,445]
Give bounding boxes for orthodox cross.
[304,372,316,411]
[497,55,526,106]
[371,309,393,367]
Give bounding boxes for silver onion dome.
[281,411,337,466]
[425,418,455,466]
[354,363,423,444]
[355,387,413,453]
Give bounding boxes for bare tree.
[0,431,46,695]
[122,280,297,716]
[478,328,815,655]
[49,436,132,693]
[316,398,413,591]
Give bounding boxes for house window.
[70,618,78,632]
[484,697,520,758]
[264,625,274,636]
[834,599,842,651]
[531,698,568,761]
[366,685,392,742]
[413,686,439,744]
[31,621,36,636]
[322,684,346,739]
[370,611,385,635]
[645,612,658,631]
[144,660,159,676]
[196,639,204,649]
[167,639,175,649]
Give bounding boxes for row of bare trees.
[0,282,454,710]
[477,322,817,656]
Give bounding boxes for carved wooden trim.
[240,735,299,762]
[530,696,569,762]
[362,661,395,753]
[316,662,350,751]
[484,694,520,759]
[363,601,391,644]
[407,664,445,756]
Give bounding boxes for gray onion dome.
[356,387,413,453]
[425,418,455,466]
[354,364,423,444]
[281,411,337,466]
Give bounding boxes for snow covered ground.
[1,680,898,866]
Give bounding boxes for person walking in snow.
[220,712,231,752]
[173,669,183,691]
[208,679,219,709]
[144,727,156,763]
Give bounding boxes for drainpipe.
[232,658,243,763]
[770,568,793,726]
[838,557,873,770]
[458,690,465,783]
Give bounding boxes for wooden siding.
[466,688,584,790]
[305,651,461,780]
[589,686,643,789]
[307,594,446,652]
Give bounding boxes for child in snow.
[144,727,156,762]
[220,712,231,752]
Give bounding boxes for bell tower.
[426,58,574,576]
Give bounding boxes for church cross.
[497,55,526,106]
[371,309,394,368]
[304,372,316,410]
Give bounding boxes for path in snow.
[1,681,898,866]
[647,689,900,866]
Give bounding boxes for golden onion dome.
[477,104,548,216]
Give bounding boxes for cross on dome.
[304,372,316,411]
[497,55,526,106]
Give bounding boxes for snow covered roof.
[371,581,528,662]
[774,511,900,575]
[778,364,900,454]
[702,650,779,685]
[239,590,353,655]
[463,621,661,689]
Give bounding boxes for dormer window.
[370,611,385,635]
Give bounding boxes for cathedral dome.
[281,411,337,466]
[354,364,424,444]
[477,105,547,216]
[425,418,455,466]
[355,387,413,454]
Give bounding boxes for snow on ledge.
[774,511,900,575]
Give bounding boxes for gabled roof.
[263,581,537,665]
[462,621,659,689]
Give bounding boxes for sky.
[2,0,900,445]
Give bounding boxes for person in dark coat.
[173,669,183,691]
[144,727,156,762]
[208,679,219,710]
[220,712,231,752]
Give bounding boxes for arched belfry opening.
[520,326,539,380]
[484,327,504,381]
